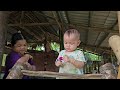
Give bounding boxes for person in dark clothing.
[3,31,36,79]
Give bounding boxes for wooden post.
[0,11,9,73]
[59,28,64,50]
[117,11,120,34]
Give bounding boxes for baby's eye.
[71,43,74,45]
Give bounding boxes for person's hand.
[24,62,33,70]
[63,55,70,62]
[24,54,33,60]
[55,61,63,67]
[17,54,33,63]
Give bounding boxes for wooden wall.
[29,50,59,72]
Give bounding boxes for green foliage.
[35,45,45,51]
[28,44,45,51]
[50,42,60,52]
[84,52,102,61]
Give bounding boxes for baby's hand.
[59,57,63,61]
[55,61,63,67]
[63,55,70,62]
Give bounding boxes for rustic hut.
[0,11,119,79]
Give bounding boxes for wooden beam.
[109,19,118,30]
[33,11,56,20]
[25,12,46,38]
[54,11,64,50]
[93,32,100,45]
[52,11,61,29]
[85,11,92,45]
[8,23,119,33]
[8,23,53,27]
[80,43,111,54]
[97,32,109,47]
[57,11,68,30]
[94,12,118,52]
[21,70,102,79]
[76,26,118,33]
[33,11,58,36]
[96,12,110,46]
[19,26,42,41]
[65,11,70,24]
[20,11,24,24]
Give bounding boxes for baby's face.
[64,34,80,52]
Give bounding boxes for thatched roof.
[6,11,119,54]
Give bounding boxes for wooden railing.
[5,60,103,79]
[21,70,102,79]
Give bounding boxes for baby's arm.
[63,55,85,69]
[69,58,85,68]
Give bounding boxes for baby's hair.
[11,30,26,46]
[64,25,80,39]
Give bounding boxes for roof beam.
[96,12,111,47]
[8,23,119,33]
[93,32,101,45]
[80,43,111,54]
[85,11,92,45]
[52,11,62,29]
[55,11,69,31]
[65,11,70,24]
[34,11,56,20]
[19,26,42,41]
[36,11,58,35]
[8,12,45,42]
[97,32,109,47]
[25,12,46,39]
[109,19,118,30]
[96,12,117,47]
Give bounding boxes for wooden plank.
[21,70,102,79]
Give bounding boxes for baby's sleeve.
[76,51,86,62]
